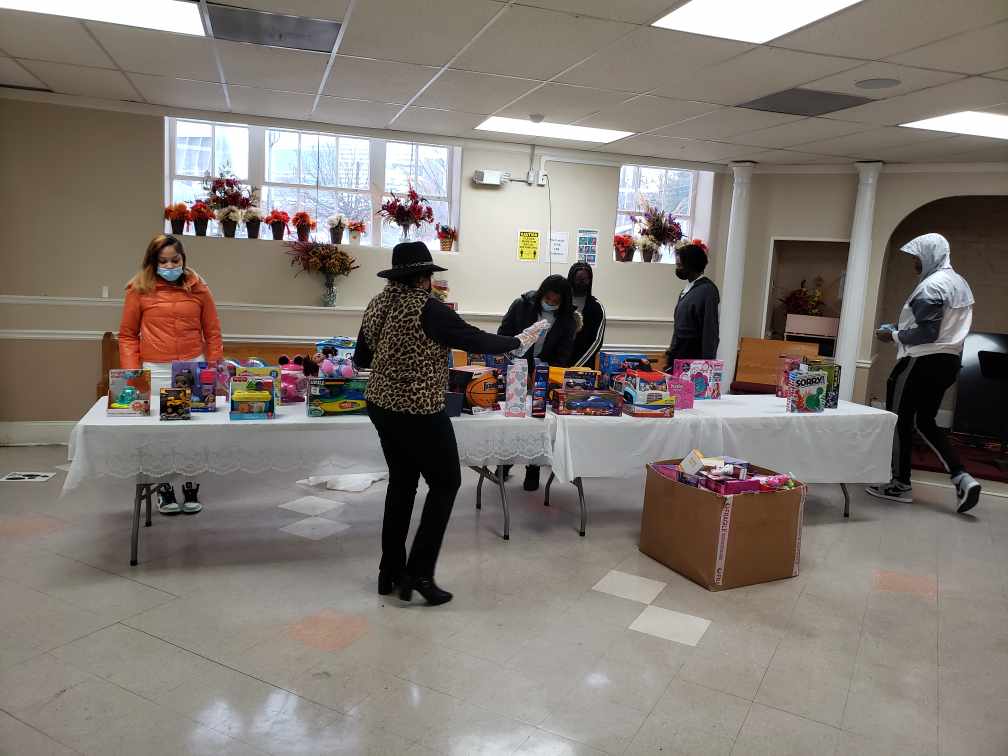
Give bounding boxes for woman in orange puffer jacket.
[119,233,223,515]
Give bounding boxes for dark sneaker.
[953,473,981,514]
[865,481,913,503]
[157,482,181,515]
[181,481,202,514]
[523,466,540,492]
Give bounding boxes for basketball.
[465,374,499,408]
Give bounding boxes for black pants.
[887,354,965,484]
[367,402,461,579]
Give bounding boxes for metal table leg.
[573,477,587,537]
[130,483,144,566]
[475,467,485,510]
[469,466,510,540]
[145,485,153,527]
[544,471,555,506]
[840,483,850,519]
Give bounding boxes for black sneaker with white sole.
[953,473,981,514]
[157,482,181,515]
[181,481,202,514]
[865,481,913,503]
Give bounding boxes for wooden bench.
[731,337,820,394]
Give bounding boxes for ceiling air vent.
[207,3,341,53]
[739,88,872,117]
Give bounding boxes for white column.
[836,161,883,402]
[717,162,755,385]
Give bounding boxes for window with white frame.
[166,117,460,249]
[615,164,697,263]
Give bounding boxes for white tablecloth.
[64,398,553,492]
[548,394,896,485]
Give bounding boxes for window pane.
[385,142,414,193]
[214,125,248,179]
[415,145,448,197]
[381,197,446,248]
[614,213,636,237]
[302,133,319,186]
[337,137,369,190]
[315,134,337,187]
[175,120,211,176]
[318,190,373,241]
[661,170,693,216]
[172,179,203,206]
[263,185,302,216]
[266,129,299,184]
[638,167,664,210]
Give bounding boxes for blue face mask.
[157,266,184,282]
[541,302,559,313]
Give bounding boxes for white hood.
[900,233,974,310]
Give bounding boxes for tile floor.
[1,445,1007,755]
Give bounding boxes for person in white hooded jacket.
[867,233,982,513]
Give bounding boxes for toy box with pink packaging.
[504,360,528,417]
[671,359,724,400]
[664,375,694,410]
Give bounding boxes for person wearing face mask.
[664,241,719,364]
[868,233,981,514]
[499,274,581,491]
[119,234,223,515]
[567,262,606,368]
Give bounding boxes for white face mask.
[541,302,559,312]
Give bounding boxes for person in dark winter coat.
[499,275,580,491]
[665,242,720,363]
[567,262,606,368]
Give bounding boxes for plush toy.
[279,356,307,404]
[302,356,319,378]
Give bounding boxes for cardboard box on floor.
[639,460,806,591]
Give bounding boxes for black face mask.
[675,268,692,281]
[572,281,589,295]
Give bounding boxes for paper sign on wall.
[517,230,540,262]
[576,228,599,266]
[549,231,569,264]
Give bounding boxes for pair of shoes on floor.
[865,474,982,514]
[157,482,202,515]
[523,466,540,492]
[398,575,452,606]
[865,481,913,503]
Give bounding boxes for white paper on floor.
[279,517,351,540]
[629,605,711,646]
[1,472,56,483]
[279,496,346,517]
[593,569,667,605]
[297,472,388,492]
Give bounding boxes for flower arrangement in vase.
[216,206,243,238]
[164,203,191,235]
[203,168,253,213]
[347,220,366,244]
[780,277,825,316]
[190,201,215,236]
[326,213,346,244]
[638,237,660,263]
[632,200,683,262]
[292,211,316,242]
[435,224,458,252]
[613,233,636,262]
[286,241,359,307]
[264,209,290,240]
[244,206,263,239]
[379,184,434,241]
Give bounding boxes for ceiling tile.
[0,57,46,89]
[323,56,437,103]
[497,82,628,123]
[512,0,686,24]
[129,74,227,111]
[17,60,137,99]
[653,47,860,106]
[414,69,538,115]
[869,134,1008,162]
[235,0,350,21]
[0,10,112,67]
[313,96,400,128]
[228,84,315,119]
[88,23,220,82]
[796,126,950,158]
[729,117,870,149]
[773,0,1008,59]
[806,62,962,99]
[577,95,720,132]
[391,106,484,137]
[826,76,1008,126]
[558,26,753,94]
[338,0,501,66]
[216,39,327,92]
[745,149,845,165]
[609,135,755,163]
[886,21,1008,75]
[453,5,632,80]
[653,108,802,140]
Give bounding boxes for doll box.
[159,387,191,421]
[671,359,724,400]
[505,360,528,417]
[665,376,695,410]
[107,369,151,416]
[229,377,275,420]
[552,389,623,417]
[307,377,368,416]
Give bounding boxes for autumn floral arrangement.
[632,200,683,262]
[780,278,825,316]
[379,184,434,239]
[613,233,636,262]
[164,203,191,234]
[435,224,458,251]
[286,240,360,306]
[291,211,316,242]
[189,200,215,236]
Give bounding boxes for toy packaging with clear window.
[548,366,599,398]
[171,361,218,411]
[234,367,281,405]
[107,369,151,416]
[620,369,676,409]
[787,370,827,413]
[532,359,549,418]
[159,387,191,420]
[598,351,652,388]
[315,337,356,361]
[280,364,308,405]
[552,389,623,417]
[229,377,275,420]
[505,360,528,417]
[672,359,724,400]
[307,377,368,416]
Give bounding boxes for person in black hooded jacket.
[665,241,719,363]
[498,275,580,490]
[567,262,606,368]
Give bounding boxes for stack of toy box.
[229,377,275,420]
[306,377,368,416]
[671,359,724,400]
[107,369,151,416]
[547,366,599,399]
[598,351,653,389]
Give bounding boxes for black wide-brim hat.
[377,241,447,279]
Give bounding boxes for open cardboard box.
[639,460,806,591]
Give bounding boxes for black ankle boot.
[523,466,540,492]
[398,576,452,606]
[378,571,399,596]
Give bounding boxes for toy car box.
[623,401,674,418]
[598,351,652,388]
[531,359,549,418]
[234,367,282,405]
[107,369,151,416]
[229,377,275,420]
[548,366,599,398]
[787,370,827,413]
[171,361,218,411]
[159,387,191,420]
[552,389,623,417]
[307,377,368,416]
[671,359,724,400]
[622,370,676,408]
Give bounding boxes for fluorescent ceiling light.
[476,116,632,144]
[0,0,205,35]
[901,111,1008,141]
[653,0,863,44]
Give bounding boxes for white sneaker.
[157,483,181,515]
[953,473,981,514]
[865,481,913,503]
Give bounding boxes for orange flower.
[292,211,316,229]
